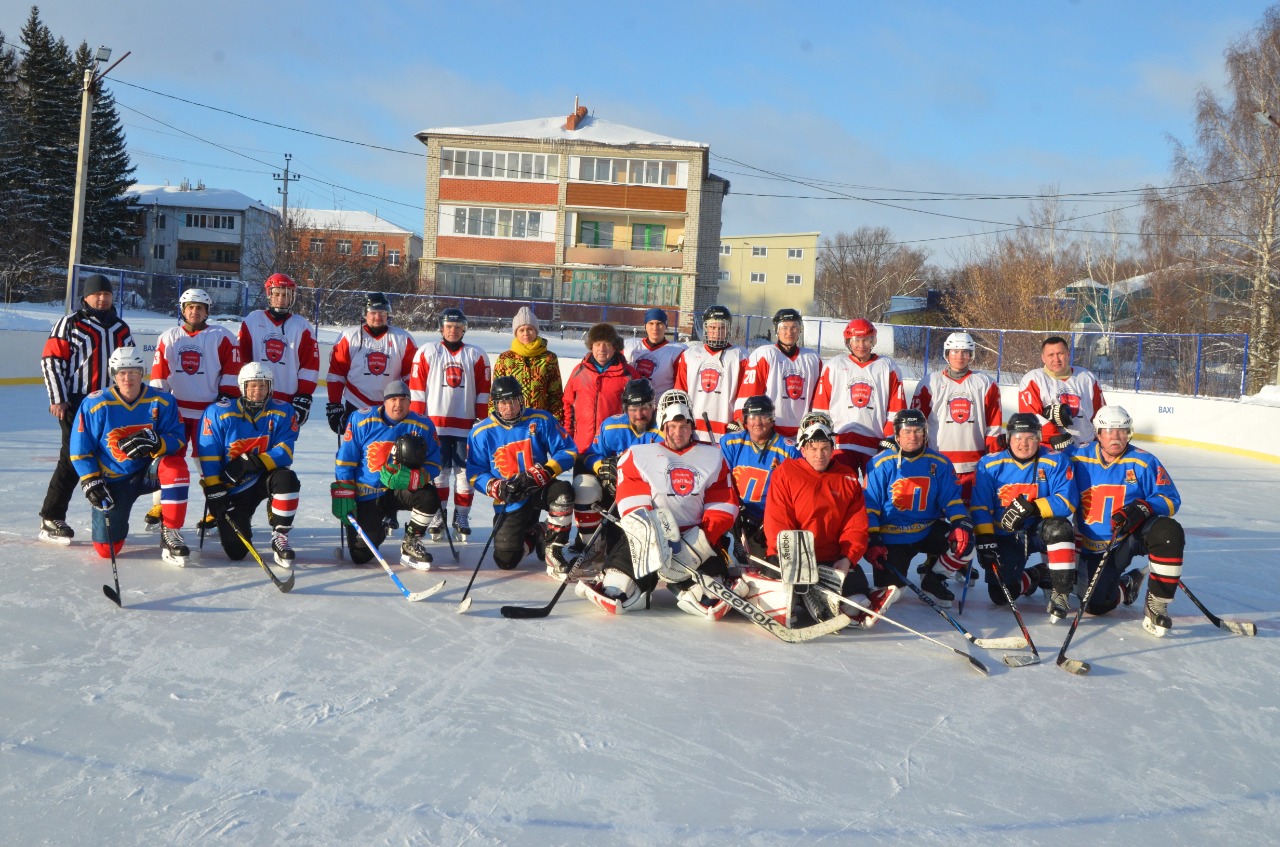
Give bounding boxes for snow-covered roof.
[291,209,417,236]
[127,184,276,214]
[1058,274,1153,298]
[418,114,707,149]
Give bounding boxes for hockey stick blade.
[1002,654,1041,668]
[1057,655,1091,675]
[407,580,446,602]
[1178,580,1257,636]
[972,635,1031,650]
[102,584,122,607]
[501,580,570,619]
[693,568,851,642]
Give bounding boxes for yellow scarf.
[510,336,547,358]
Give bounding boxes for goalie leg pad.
[619,508,672,579]
[777,530,819,585]
[675,582,732,621]
[576,568,646,614]
[737,571,793,626]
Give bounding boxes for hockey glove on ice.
[380,462,427,492]
[203,481,233,520]
[1046,432,1073,450]
[1111,499,1154,539]
[999,494,1039,533]
[120,427,160,460]
[864,534,889,570]
[975,534,999,568]
[595,457,618,495]
[1047,402,1073,428]
[81,476,113,511]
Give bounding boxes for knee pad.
[547,481,574,526]
[987,582,1008,605]
[1038,517,1074,546]
[1143,516,1184,556]
[268,467,301,494]
[572,473,602,508]
[493,548,523,570]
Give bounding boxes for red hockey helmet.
[264,272,296,292]
[843,318,876,341]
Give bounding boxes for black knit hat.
[585,322,622,350]
[80,274,113,299]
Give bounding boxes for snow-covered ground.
[1,302,1278,844]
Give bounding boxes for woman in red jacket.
[563,323,638,454]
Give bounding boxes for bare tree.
[813,226,929,320]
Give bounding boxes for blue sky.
[3,0,1271,264]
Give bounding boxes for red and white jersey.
[812,354,907,460]
[409,341,492,439]
[326,324,417,409]
[150,324,241,421]
[615,440,738,540]
[912,370,1002,474]
[673,344,746,443]
[737,344,822,436]
[1018,367,1105,445]
[624,337,686,398]
[238,310,320,402]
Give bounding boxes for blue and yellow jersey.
[467,409,578,508]
[197,397,298,493]
[71,385,184,481]
[582,412,662,470]
[719,432,800,522]
[970,449,1076,537]
[335,407,441,501]
[1070,442,1180,552]
[864,448,967,543]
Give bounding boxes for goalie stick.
[228,522,295,594]
[346,516,444,602]
[888,563,1028,651]
[1178,580,1257,637]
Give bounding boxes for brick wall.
[436,236,555,265]
[439,178,558,206]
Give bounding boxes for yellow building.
[717,233,820,325]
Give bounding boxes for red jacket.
[563,354,637,453]
[764,456,870,563]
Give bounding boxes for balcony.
[176,259,241,273]
[564,244,683,269]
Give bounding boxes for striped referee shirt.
[41,308,134,406]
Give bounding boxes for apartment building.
[717,232,820,323]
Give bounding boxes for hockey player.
[624,307,685,398]
[863,409,973,607]
[812,318,907,476]
[326,292,418,435]
[71,347,190,565]
[197,362,301,568]
[737,307,821,437]
[753,411,894,627]
[1018,335,1106,448]
[409,306,490,542]
[238,272,320,427]
[333,380,443,568]
[1069,405,1184,637]
[468,375,578,572]
[911,331,1002,502]
[673,305,747,444]
[571,377,663,552]
[147,287,241,533]
[39,273,134,544]
[719,394,799,563]
[969,413,1077,615]
[576,389,739,618]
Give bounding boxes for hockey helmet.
[701,305,733,350]
[390,433,428,470]
[1006,413,1042,436]
[1094,405,1133,433]
[773,307,802,327]
[490,376,524,404]
[621,378,656,408]
[440,307,468,329]
[741,394,775,420]
[108,346,147,377]
[365,292,391,313]
[179,288,213,308]
[264,272,296,292]
[843,318,876,341]
[796,410,835,447]
[657,389,694,428]
[943,331,976,355]
[237,361,274,396]
[893,408,927,435]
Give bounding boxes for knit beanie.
[81,274,113,299]
[512,306,539,334]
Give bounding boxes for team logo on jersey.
[366,351,388,376]
[948,397,972,424]
[889,476,931,511]
[202,417,213,437]
[699,367,721,392]
[264,337,286,364]
[997,482,1038,507]
[1059,393,1081,415]
[635,358,655,378]
[669,464,697,496]
[179,349,203,375]
[1156,466,1170,486]
[849,382,872,408]
[1037,467,1046,482]
[228,435,268,462]
[784,374,805,400]
[106,423,156,462]
[444,363,465,388]
[1124,469,1137,485]
[366,440,394,472]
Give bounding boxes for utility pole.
[274,154,301,245]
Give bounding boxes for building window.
[787,248,803,259]
[579,220,614,247]
[213,248,238,263]
[720,244,731,256]
[752,246,767,257]
[631,223,666,251]
[287,237,299,253]
[447,206,548,240]
[184,247,201,261]
[786,274,802,286]
[362,240,379,257]
[750,271,766,284]
[441,148,559,182]
[388,249,401,266]
[309,238,324,254]
[153,244,165,259]
[336,239,352,255]
[573,156,681,187]
[156,213,166,229]
[717,270,730,283]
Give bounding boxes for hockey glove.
[120,427,160,460]
[325,402,347,435]
[485,477,508,504]
[380,462,427,492]
[878,436,898,452]
[1046,432,1073,450]
[526,463,554,488]
[203,481,233,521]
[975,534,999,568]
[947,519,974,558]
[330,481,357,520]
[292,394,312,426]
[222,453,264,487]
[595,457,618,495]
[1048,402,1073,428]
[987,432,1007,453]
[864,533,889,570]
[503,471,543,504]
[1111,499,1154,539]
[724,421,743,435]
[81,476,113,511]
[999,494,1039,533]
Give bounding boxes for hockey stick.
[442,522,460,563]
[1055,535,1123,676]
[198,501,210,551]
[889,562,1027,650]
[101,512,123,607]
[701,412,715,443]
[228,521,295,593]
[986,558,1041,667]
[957,558,974,615]
[458,508,507,613]
[500,505,613,619]
[346,515,444,602]
[1177,580,1257,637]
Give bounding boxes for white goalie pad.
[777,530,818,585]
[572,473,602,508]
[618,508,676,579]
[737,571,794,627]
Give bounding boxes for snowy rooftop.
[290,208,419,236]
[128,184,277,215]
[418,114,707,149]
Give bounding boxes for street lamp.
[64,45,129,314]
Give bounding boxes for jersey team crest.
[669,465,697,496]
[444,363,464,388]
[699,367,721,392]
[948,396,972,423]
[365,351,388,376]
[1059,392,1081,415]
[264,337,286,363]
[635,359,655,378]
[106,423,155,462]
[364,441,394,472]
[849,381,873,408]
[179,348,203,375]
[784,373,805,400]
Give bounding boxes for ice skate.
[271,530,295,569]
[161,527,190,567]
[38,518,74,546]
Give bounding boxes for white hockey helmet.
[179,288,214,308]
[796,410,835,448]
[108,346,147,377]
[237,361,274,396]
[1094,405,1133,433]
[943,331,976,355]
[657,389,694,428]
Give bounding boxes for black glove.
[292,394,312,426]
[485,477,509,504]
[1046,432,1073,450]
[1048,402,1073,428]
[596,457,618,494]
[222,453,264,487]
[948,519,974,558]
[879,436,898,451]
[503,471,541,503]
[976,534,999,568]
[326,402,347,435]
[120,427,160,460]
[999,494,1038,533]
[203,481,233,520]
[724,421,743,434]
[82,476,113,510]
[1111,499,1154,539]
